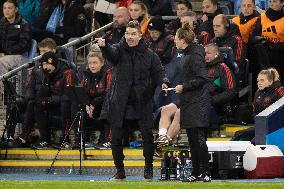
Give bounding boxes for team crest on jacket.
[78,13,86,20]
[264,97,272,106]
[48,58,53,64]
[207,68,215,78]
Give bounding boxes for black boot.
[144,165,153,181]
[110,169,126,181]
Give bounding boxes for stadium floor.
[0,173,284,182]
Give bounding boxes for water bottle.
[169,155,178,180]
[160,158,169,180]
[183,159,193,178]
[176,157,181,180]
[129,141,142,148]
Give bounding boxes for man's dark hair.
[4,0,18,7]
[126,20,141,32]
[209,0,218,6]
[176,0,193,10]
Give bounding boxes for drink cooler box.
[243,145,284,178]
[160,141,251,180]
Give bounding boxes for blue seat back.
[23,39,37,59]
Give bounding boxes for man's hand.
[201,14,208,22]
[95,38,106,47]
[161,83,168,90]
[175,85,183,94]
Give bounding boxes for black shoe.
[197,173,211,182]
[109,170,126,181]
[9,137,27,148]
[95,141,111,150]
[33,141,49,149]
[144,166,153,181]
[182,175,198,182]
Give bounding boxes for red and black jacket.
[197,8,223,46]
[253,81,284,115]
[146,33,175,65]
[80,65,112,117]
[211,24,245,67]
[40,61,78,102]
[206,56,236,106]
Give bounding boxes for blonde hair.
[87,51,104,64]
[258,68,280,82]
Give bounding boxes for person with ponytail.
[231,68,284,142]
[174,24,211,182]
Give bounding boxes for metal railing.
[0,22,113,82]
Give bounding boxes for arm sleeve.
[150,52,169,87]
[183,54,208,91]
[101,43,120,66]
[212,64,237,105]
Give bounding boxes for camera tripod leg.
[47,109,87,174]
[47,110,80,174]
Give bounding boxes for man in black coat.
[96,20,168,181]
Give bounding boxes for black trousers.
[34,100,71,143]
[20,100,35,140]
[111,119,154,170]
[231,126,255,142]
[186,128,209,176]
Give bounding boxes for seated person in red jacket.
[231,68,284,142]
[72,51,112,149]
[212,14,246,86]
[34,51,78,148]
[197,0,223,45]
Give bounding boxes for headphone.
[223,16,230,30]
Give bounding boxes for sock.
[158,128,167,136]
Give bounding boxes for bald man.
[105,7,131,44]
[212,14,245,86]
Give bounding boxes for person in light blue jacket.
[232,0,269,15]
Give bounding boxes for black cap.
[40,51,58,68]
[147,16,165,33]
